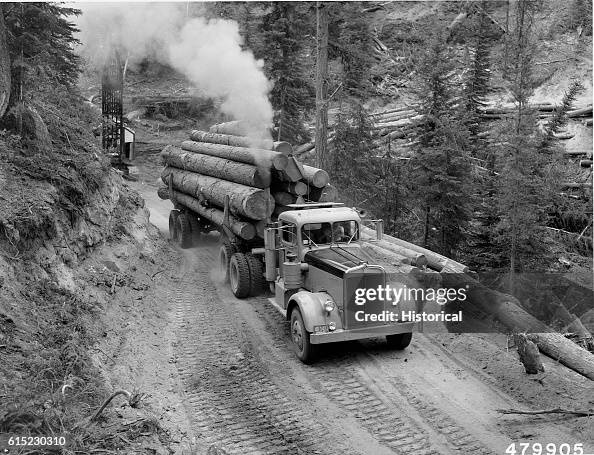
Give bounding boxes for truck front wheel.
[229,253,251,298]
[386,332,412,349]
[290,308,316,364]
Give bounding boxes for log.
[561,182,593,189]
[306,184,338,202]
[189,130,292,154]
[157,186,170,200]
[171,190,256,240]
[564,150,589,156]
[497,408,594,417]
[516,333,545,374]
[294,142,315,157]
[363,242,417,266]
[302,165,330,188]
[361,226,469,273]
[161,145,271,188]
[180,140,288,170]
[567,106,593,118]
[161,167,274,220]
[272,191,296,206]
[554,132,575,140]
[369,238,428,267]
[280,156,304,182]
[272,181,308,196]
[209,120,248,136]
[527,333,594,380]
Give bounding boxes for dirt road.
[125,171,594,455]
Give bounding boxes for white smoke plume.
[76,3,273,139]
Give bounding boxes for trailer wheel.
[168,210,180,242]
[386,332,412,350]
[188,215,201,246]
[229,253,251,298]
[176,213,193,249]
[218,243,237,283]
[290,308,316,364]
[246,254,265,297]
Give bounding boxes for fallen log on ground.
[181,140,288,170]
[161,145,271,188]
[157,186,170,200]
[302,165,330,188]
[567,105,593,118]
[496,408,593,417]
[171,190,256,240]
[189,130,292,154]
[208,120,248,135]
[162,167,274,220]
[441,273,594,380]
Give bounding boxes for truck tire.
[290,308,316,364]
[188,214,201,246]
[218,243,237,283]
[386,332,412,350]
[169,210,180,242]
[246,254,265,297]
[176,213,193,249]
[229,253,251,298]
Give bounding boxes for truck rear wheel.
[218,243,237,283]
[229,253,251,298]
[176,213,193,249]
[168,210,180,242]
[386,332,412,350]
[290,308,316,363]
[246,254,265,297]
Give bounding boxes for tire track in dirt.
[247,295,495,455]
[171,249,350,455]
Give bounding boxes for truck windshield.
[301,221,359,245]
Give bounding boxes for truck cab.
[265,204,415,363]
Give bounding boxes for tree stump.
[516,333,545,374]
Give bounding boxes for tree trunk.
[209,120,248,136]
[171,190,256,240]
[180,140,288,170]
[302,164,330,188]
[315,1,329,169]
[0,5,10,119]
[365,238,428,267]
[189,130,292,154]
[567,106,593,118]
[161,167,274,220]
[161,145,271,188]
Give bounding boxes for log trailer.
[168,200,415,363]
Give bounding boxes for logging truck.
[168,200,415,363]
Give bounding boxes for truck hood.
[304,246,372,278]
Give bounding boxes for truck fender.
[286,291,331,333]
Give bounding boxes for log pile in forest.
[158,121,338,239]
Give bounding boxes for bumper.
[309,322,416,344]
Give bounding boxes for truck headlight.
[324,299,335,313]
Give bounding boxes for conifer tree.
[408,34,471,257]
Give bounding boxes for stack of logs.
[157,121,338,240]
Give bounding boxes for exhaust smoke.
[76,3,273,140]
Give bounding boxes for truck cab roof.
[279,206,361,225]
